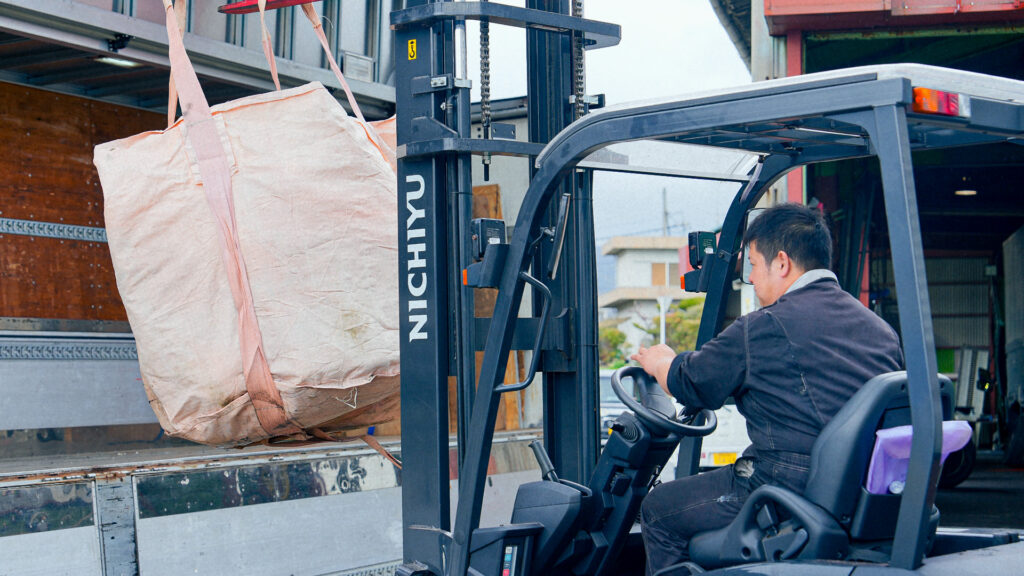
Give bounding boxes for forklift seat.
[688,371,954,569]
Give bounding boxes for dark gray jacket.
[667,278,904,464]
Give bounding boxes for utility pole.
[658,295,671,345]
[658,188,671,344]
[661,187,668,236]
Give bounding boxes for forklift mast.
[392,2,620,574]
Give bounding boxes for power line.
[595,222,687,244]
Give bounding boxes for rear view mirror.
[688,231,717,270]
[741,208,765,284]
[684,231,717,292]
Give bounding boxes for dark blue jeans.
[640,451,810,575]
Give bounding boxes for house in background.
[598,236,701,355]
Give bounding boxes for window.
[323,0,344,64]
[651,263,679,287]
[365,0,380,61]
[291,5,324,67]
[239,9,276,53]
[74,0,115,10]
[133,0,166,24]
[192,2,232,42]
[275,6,294,59]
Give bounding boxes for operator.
[631,203,903,574]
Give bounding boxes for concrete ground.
[935,451,1024,530]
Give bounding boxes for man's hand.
[630,344,676,396]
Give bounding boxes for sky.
[463,1,752,291]
[466,0,750,106]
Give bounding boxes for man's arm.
[631,344,677,395]
[631,317,749,410]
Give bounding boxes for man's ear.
[776,251,793,276]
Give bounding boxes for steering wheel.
[611,366,718,437]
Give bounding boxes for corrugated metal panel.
[870,257,991,348]
[930,285,989,315]
[926,258,989,283]
[870,258,889,287]
[871,258,989,284]
[931,282,989,348]
[1005,226,1024,343]
[933,317,990,348]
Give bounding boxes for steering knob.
[610,366,718,437]
[610,420,640,442]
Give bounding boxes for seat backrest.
[802,371,953,538]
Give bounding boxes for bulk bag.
[93,1,399,446]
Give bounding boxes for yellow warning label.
[712,452,738,466]
[408,39,417,61]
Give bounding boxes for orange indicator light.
[912,87,970,118]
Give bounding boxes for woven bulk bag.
[93,1,398,446]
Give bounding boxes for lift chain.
[572,0,585,120]
[480,1,492,180]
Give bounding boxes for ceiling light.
[95,56,141,69]
[954,175,977,197]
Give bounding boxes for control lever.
[530,440,559,482]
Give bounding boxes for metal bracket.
[412,74,453,94]
[463,244,508,288]
[399,138,544,159]
[0,217,107,243]
[470,312,572,355]
[542,307,575,368]
[411,74,472,94]
[395,562,434,576]
[391,3,621,50]
[0,340,138,361]
[569,94,603,107]
[489,122,516,140]
[107,33,131,53]
[409,116,458,142]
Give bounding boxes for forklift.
[393,3,1023,575]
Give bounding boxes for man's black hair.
[743,203,832,271]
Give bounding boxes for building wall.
[614,249,682,289]
[0,1,396,120]
[71,0,390,82]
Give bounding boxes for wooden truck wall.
[1,81,161,327]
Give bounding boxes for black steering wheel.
[611,366,717,437]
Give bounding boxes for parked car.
[599,369,750,477]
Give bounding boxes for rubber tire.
[1006,412,1024,467]
[938,440,976,489]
